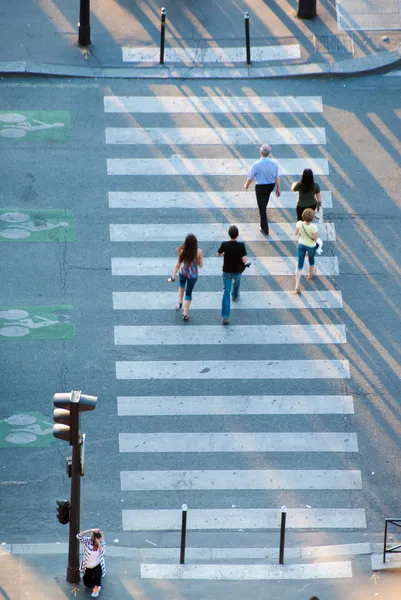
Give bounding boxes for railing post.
[244,12,251,65]
[180,504,188,564]
[383,519,388,563]
[279,506,287,565]
[160,7,166,65]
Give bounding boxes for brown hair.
[177,233,198,265]
[301,208,314,223]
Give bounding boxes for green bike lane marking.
[0,209,75,242]
[0,111,71,141]
[0,412,54,448]
[0,306,75,340]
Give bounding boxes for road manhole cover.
[313,33,354,54]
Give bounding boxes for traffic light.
[57,499,70,524]
[53,391,97,445]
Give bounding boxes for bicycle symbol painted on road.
[0,209,75,242]
[0,111,71,142]
[0,306,75,341]
[0,412,54,447]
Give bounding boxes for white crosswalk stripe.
[104,95,323,114]
[113,291,343,310]
[114,324,346,346]
[107,157,329,176]
[105,126,326,146]
[110,222,336,242]
[108,190,333,209]
[122,45,301,64]
[116,359,351,380]
[104,91,364,572]
[117,395,354,415]
[112,256,339,276]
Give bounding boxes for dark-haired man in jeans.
[217,225,248,325]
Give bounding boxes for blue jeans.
[297,243,316,270]
[179,274,198,301]
[222,272,241,318]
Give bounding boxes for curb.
[0,45,400,79]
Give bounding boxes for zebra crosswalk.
[104,91,364,579]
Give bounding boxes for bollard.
[297,0,317,19]
[78,0,91,46]
[160,7,166,64]
[244,12,251,65]
[180,504,188,564]
[279,506,287,565]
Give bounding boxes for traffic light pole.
[67,397,80,584]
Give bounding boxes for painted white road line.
[110,222,335,242]
[113,291,343,311]
[108,190,333,209]
[122,45,301,64]
[122,508,367,530]
[121,469,362,490]
[114,324,346,346]
[112,256,339,276]
[119,432,358,453]
[384,70,401,76]
[104,96,323,114]
[116,359,350,380]
[117,395,354,416]
[107,157,329,176]
[140,561,353,580]
[106,126,326,146]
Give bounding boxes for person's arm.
[244,177,253,190]
[316,191,322,206]
[216,243,224,257]
[275,176,281,197]
[241,243,248,264]
[291,181,299,192]
[197,249,204,268]
[169,260,181,281]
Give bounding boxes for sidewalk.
[0,0,400,78]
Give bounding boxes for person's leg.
[295,244,307,292]
[296,204,304,222]
[232,273,242,300]
[222,274,232,322]
[177,275,185,309]
[182,277,197,319]
[91,565,102,596]
[83,568,93,588]
[307,246,317,279]
[255,186,269,234]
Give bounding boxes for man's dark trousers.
[255,183,275,234]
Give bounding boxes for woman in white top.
[294,207,318,293]
[77,528,106,597]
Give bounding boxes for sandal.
[295,287,301,294]
[182,314,189,321]
[175,303,182,311]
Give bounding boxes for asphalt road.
[0,74,400,551]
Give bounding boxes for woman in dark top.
[291,168,322,222]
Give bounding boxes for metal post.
[67,393,81,583]
[180,504,188,564]
[78,0,91,46]
[279,506,287,565]
[383,519,388,563]
[245,12,251,65]
[160,8,166,64]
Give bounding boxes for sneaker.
[91,587,101,598]
[259,227,269,236]
[222,318,230,325]
[231,296,238,302]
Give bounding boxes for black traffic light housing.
[53,391,97,445]
[57,499,70,524]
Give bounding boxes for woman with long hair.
[294,208,318,294]
[76,528,106,597]
[168,233,203,320]
[291,168,322,222]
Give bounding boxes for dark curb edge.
[0,44,400,79]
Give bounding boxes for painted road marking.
[122,45,301,63]
[119,432,358,453]
[122,508,367,530]
[0,111,70,141]
[108,190,333,209]
[140,561,353,580]
[0,412,54,448]
[107,157,329,176]
[0,209,75,242]
[112,256,339,277]
[110,222,335,243]
[104,96,323,114]
[116,359,350,380]
[114,324,346,346]
[0,306,75,341]
[117,395,354,416]
[106,126,326,146]
[113,291,343,311]
[121,469,362,490]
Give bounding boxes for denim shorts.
[297,243,317,270]
[179,274,198,301]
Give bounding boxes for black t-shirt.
[218,240,247,273]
